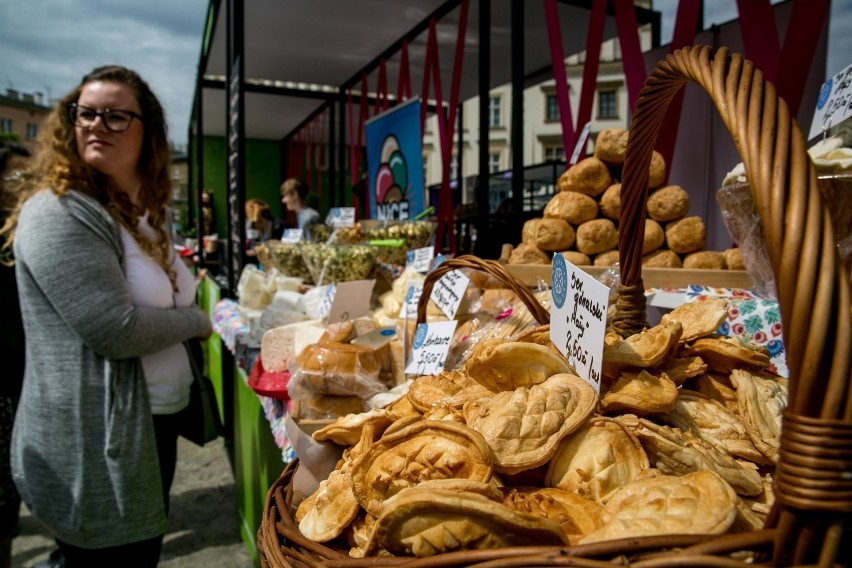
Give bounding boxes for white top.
[121,213,198,414]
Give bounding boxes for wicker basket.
[258,46,851,567]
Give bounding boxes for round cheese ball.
[723,248,746,270]
[594,249,620,267]
[557,157,613,197]
[532,218,576,251]
[560,251,592,266]
[642,249,682,268]
[508,243,551,265]
[594,128,629,165]
[683,251,727,270]
[576,219,618,255]
[599,184,622,220]
[647,185,690,222]
[665,216,707,254]
[544,190,599,225]
[648,150,666,189]
[643,219,665,255]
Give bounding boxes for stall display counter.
[198,275,228,426]
[233,363,284,567]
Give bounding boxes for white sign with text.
[406,247,435,273]
[550,254,609,392]
[569,122,593,165]
[402,282,424,319]
[327,279,375,324]
[316,284,336,321]
[809,62,852,139]
[405,320,458,376]
[326,207,356,228]
[429,269,470,320]
[281,228,303,243]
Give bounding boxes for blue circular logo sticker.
[380,328,395,337]
[406,250,415,264]
[817,78,832,110]
[412,324,428,349]
[552,253,568,309]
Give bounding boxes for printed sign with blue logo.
[809,61,852,140]
[365,98,425,220]
[405,320,458,376]
[550,253,609,392]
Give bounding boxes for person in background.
[0,65,212,567]
[245,197,274,243]
[0,139,30,568]
[200,189,214,237]
[279,177,320,240]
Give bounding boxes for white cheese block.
[261,319,325,372]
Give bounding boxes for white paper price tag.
[569,122,592,165]
[550,254,608,392]
[402,282,424,319]
[809,62,852,140]
[281,228,302,243]
[317,284,336,321]
[406,247,435,273]
[326,207,356,228]
[327,280,374,324]
[429,269,470,320]
[430,253,447,272]
[405,320,458,376]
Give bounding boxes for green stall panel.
[233,365,287,566]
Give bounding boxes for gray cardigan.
[11,189,210,548]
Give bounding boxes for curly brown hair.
[0,65,177,289]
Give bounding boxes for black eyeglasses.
[67,103,143,132]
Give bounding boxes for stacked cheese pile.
[509,127,743,270]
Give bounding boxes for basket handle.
[614,46,851,563]
[415,255,550,325]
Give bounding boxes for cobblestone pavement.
[12,437,252,568]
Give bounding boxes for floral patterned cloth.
[684,285,787,377]
[258,395,298,464]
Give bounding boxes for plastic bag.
[287,341,387,400]
[716,184,779,298]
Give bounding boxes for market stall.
[256,45,851,567]
[186,1,842,566]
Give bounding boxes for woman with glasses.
[0,65,212,567]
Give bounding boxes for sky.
[653,0,852,78]
[0,0,209,149]
[1,1,850,149]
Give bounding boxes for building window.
[488,152,501,174]
[450,153,459,181]
[422,155,428,185]
[488,96,502,127]
[26,123,38,140]
[544,145,564,162]
[545,94,560,123]
[0,118,11,133]
[598,90,617,119]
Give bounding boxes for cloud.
[0,0,208,146]
[828,0,852,77]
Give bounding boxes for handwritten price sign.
[809,61,852,139]
[550,254,609,392]
[429,269,470,320]
[406,247,435,273]
[402,282,424,319]
[405,320,458,376]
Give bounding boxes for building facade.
[422,19,654,213]
[0,89,51,149]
